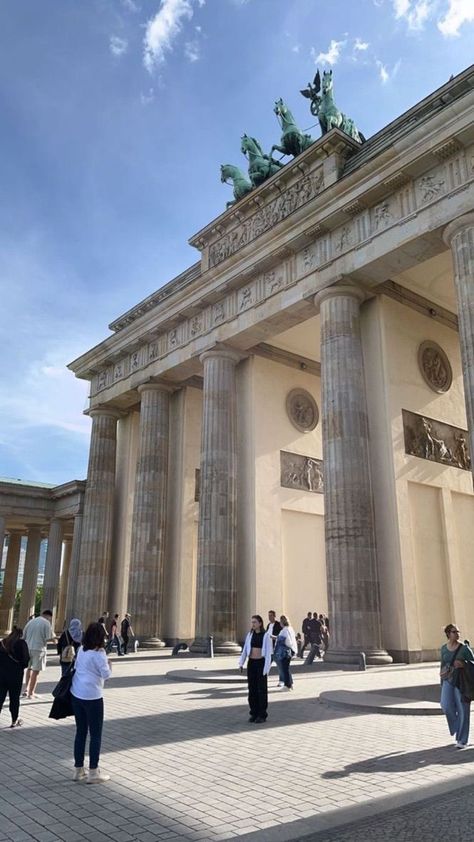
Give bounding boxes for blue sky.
[0,0,472,485]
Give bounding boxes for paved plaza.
[1,653,474,842]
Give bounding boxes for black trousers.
[0,672,23,723]
[247,658,268,719]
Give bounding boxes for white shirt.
[277,626,297,655]
[71,647,111,700]
[238,631,273,676]
[23,617,52,652]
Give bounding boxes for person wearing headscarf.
[57,619,83,676]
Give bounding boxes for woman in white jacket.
[239,615,272,723]
[274,615,297,690]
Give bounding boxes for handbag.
[49,694,74,720]
[61,631,75,663]
[52,664,75,701]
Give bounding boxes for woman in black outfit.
[0,627,30,727]
[57,619,83,676]
[239,615,272,723]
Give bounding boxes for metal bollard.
[358,651,366,671]
[208,635,214,658]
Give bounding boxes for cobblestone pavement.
[303,783,474,841]
[1,653,474,842]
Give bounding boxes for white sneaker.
[73,767,87,782]
[277,682,283,688]
[87,767,110,784]
[456,741,467,749]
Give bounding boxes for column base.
[324,647,393,666]
[138,637,166,650]
[190,637,242,655]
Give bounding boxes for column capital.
[88,406,123,421]
[443,213,474,246]
[314,279,368,310]
[137,381,174,396]
[199,346,243,366]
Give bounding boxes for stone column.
[0,531,23,634]
[191,349,241,654]
[18,527,43,627]
[64,514,83,623]
[444,213,474,485]
[127,384,171,648]
[41,518,64,624]
[75,409,120,625]
[56,537,73,632]
[0,515,5,566]
[315,282,392,664]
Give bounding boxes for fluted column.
[191,349,241,654]
[0,515,5,566]
[127,384,171,648]
[56,537,73,632]
[0,531,23,634]
[41,518,64,625]
[315,282,391,664]
[18,527,42,627]
[444,213,474,485]
[64,514,83,623]
[75,409,120,626]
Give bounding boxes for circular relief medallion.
[286,389,319,432]
[418,341,452,394]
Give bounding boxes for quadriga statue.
[301,69,365,144]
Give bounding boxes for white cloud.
[109,35,128,57]
[144,0,194,71]
[184,39,200,61]
[438,0,474,35]
[140,87,155,105]
[392,0,432,29]
[354,37,370,51]
[292,44,300,53]
[376,57,401,83]
[312,38,347,66]
[121,0,140,10]
[376,59,389,83]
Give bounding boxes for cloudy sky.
[0,0,472,485]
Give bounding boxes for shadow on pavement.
[322,743,474,779]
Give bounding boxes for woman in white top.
[239,616,272,723]
[71,622,112,783]
[274,615,297,690]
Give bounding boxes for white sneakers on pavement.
[87,768,110,784]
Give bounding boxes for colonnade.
[0,515,82,635]
[22,212,473,659]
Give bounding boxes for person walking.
[71,622,112,783]
[308,612,323,659]
[57,619,83,676]
[301,612,312,658]
[120,613,134,655]
[239,615,272,723]
[440,623,474,748]
[274,615,297,690]
[106,614,123,655]
[0,627,29,727]
[266,610,283,685]
[22,610,54,698]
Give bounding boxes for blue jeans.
[71,695,104,769]
[441,680,470,745]
[275,656,293,688]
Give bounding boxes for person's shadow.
[322,744,474,779]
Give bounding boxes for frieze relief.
[402,409,471,471]
[209,169,325,268]
[280,451,324,494]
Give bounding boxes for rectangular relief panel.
[280,451,323,494]
[402,409,471,471]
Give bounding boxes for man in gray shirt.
[22,610,54,698]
